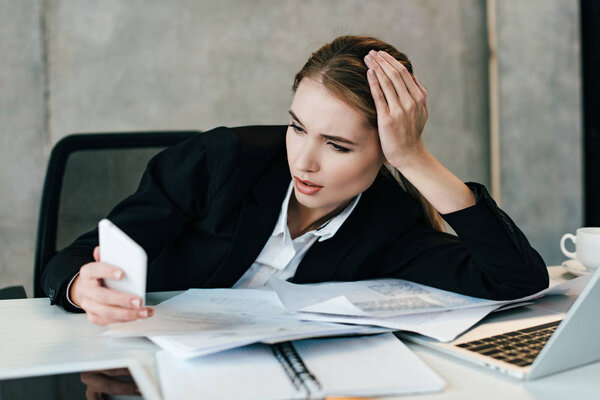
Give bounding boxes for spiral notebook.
[156,333,445,399]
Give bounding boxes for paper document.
[269,275,589,318]
[106,276,589,359]
[292,304,501,342]
[269,277,490,317]
[150,322,387,359]
[104,288,388,358]
[104,289,287,337]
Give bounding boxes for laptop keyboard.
[456,320,561,367]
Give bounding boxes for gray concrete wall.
[0,0,47,293]
[45,0,490,184]
[495,0,582,265]
[0,0,580,296]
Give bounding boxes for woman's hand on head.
[364,50,429,169]
[70,246,153,326]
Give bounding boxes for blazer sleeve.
[376,182,549,300]
[41,127,238,311]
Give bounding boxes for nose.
[293,138,320,173]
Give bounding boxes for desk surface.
[2,266,599,399]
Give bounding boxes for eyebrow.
[288,110,359,146]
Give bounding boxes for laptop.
[402,267,600,380]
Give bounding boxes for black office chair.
[0,286,28,300]
[32,131,200,298]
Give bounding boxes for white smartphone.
[98,218,147,305]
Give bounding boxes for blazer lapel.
[205,154,290,288]
[292,171,408,284]
[292,190,372,283]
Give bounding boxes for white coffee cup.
[560,227,600,271]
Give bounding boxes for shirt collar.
[273,180,362,242]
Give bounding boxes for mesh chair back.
[34,131,199,297]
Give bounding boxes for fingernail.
[114,271,123,279]
[131,298,141,308]
[364,54,372,62]
[368,69,375,77]
[147,308,154,317]
[139,309,148,318]
[369,50,377,56]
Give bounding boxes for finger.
[80,261,124,281]
[85,306,150,326]
[371,51,411,101]
[378,51,424,103]
[413,75,428,100]
[82,299,152,323]
[96,368,131,377]
[86,285,144,309]
[82,371,140,396]
[84,387,102,400]
[364,51,401,111]
[366,69,389,116]
[83,302,137,324]
[85,311,116,326]
[371,51,417,113]
[413,76,429,117]
[93,246,100,262]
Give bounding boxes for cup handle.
[560,233,577,259]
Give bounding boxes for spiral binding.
[271,342,322,398]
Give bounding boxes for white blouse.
[233,180,361,289]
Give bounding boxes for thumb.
[93,246,100,262]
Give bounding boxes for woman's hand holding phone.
[70,246,153,326]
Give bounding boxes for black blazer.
[42,125,549,311]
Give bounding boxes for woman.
[42,35,548,326]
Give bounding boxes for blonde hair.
[292,35,445,232]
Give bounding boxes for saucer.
[561,259,592,276]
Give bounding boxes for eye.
[288,123,304,133]
[329,142,350,153]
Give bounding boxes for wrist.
[388,141,430,171]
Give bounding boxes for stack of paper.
[103,275,587,358]
[103,288,388,358]
[267,275,588,341]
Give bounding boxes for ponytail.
[382,164,445,232]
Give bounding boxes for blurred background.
[1,0,594,297]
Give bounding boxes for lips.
[294,176,323,195]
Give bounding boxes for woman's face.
[286,77,385,214]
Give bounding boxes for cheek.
[285,129,297,164]
[324,155,381,193]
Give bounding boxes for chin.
[294,189,346,212]
[293,189,326,208]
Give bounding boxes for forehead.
[290,78,373,143]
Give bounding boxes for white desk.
[1,266,599,399]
